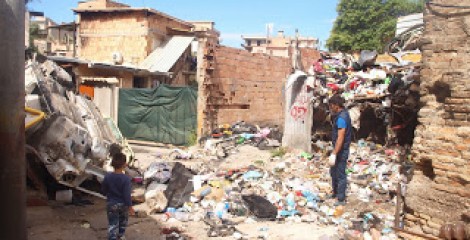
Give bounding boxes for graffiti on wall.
[290,85,310,121]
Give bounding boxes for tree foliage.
[28,23,40,53]
[327,0,424,52]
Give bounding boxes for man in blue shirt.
[102,153,134,240]
[328,95,352,206]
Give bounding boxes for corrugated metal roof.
[396,13,423,36]
[47,56,170,76]
[140,36,194,73]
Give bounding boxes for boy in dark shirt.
[102,153,134,240]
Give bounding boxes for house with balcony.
[242,30,318,58]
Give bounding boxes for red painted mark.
[290,106,308,121]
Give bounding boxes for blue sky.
[28,0,339,49]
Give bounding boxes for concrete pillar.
[0,1,26,239]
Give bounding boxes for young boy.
[102,153,135,240]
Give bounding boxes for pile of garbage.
[308,50,420,101]
[25,56,132,197]
[139,140,411,239]
[197,121,283,159]
[305,50,420,146]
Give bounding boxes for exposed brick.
[410,2,470,235]
[200,44,313,130]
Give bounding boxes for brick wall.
[197,43,320,134]
[170,47,193,86]
[78,10,192,66]
[77,0,129,9]
[78,11,149,64]
[406,0,470,236]
[147,14,192,38]
[299,48,321,71]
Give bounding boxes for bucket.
[55,190,73,203]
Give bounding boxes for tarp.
[118,84,197,145]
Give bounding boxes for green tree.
[327,0,424,52]
[28,23,40,52]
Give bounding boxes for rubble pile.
[137,140,411,239]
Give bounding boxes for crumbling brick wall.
[406,0,470,236]
[197,43,320,135]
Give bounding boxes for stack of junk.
[304,48,421,148]
[137,140,413,240]
[25,55,133,199]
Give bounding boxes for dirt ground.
[27,144,339,240]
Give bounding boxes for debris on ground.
[133,138,412,239]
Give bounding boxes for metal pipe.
[25,107,45,130]
[0,1,26,239]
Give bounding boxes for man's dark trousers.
[330,148,349,201]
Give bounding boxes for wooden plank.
[393,227,440,240]
[127,139,175,148]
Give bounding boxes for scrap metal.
[25,57,131,198]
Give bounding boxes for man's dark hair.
[111,153,127,169]
[329,95,345,108]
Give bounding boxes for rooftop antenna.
[266,23,273,53]
[292,28,301,70]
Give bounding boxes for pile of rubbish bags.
[139,140,411,239]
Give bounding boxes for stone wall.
[406,0,470,236]
[197,42,320,135]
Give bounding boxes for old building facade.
[47,0,199,123]
[73,0,195,87]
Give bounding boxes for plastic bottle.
[215,202,227,219]
[199,186,212,197]
[286,193,296,210]
[236,137,246,144]
[174,211,190,222]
